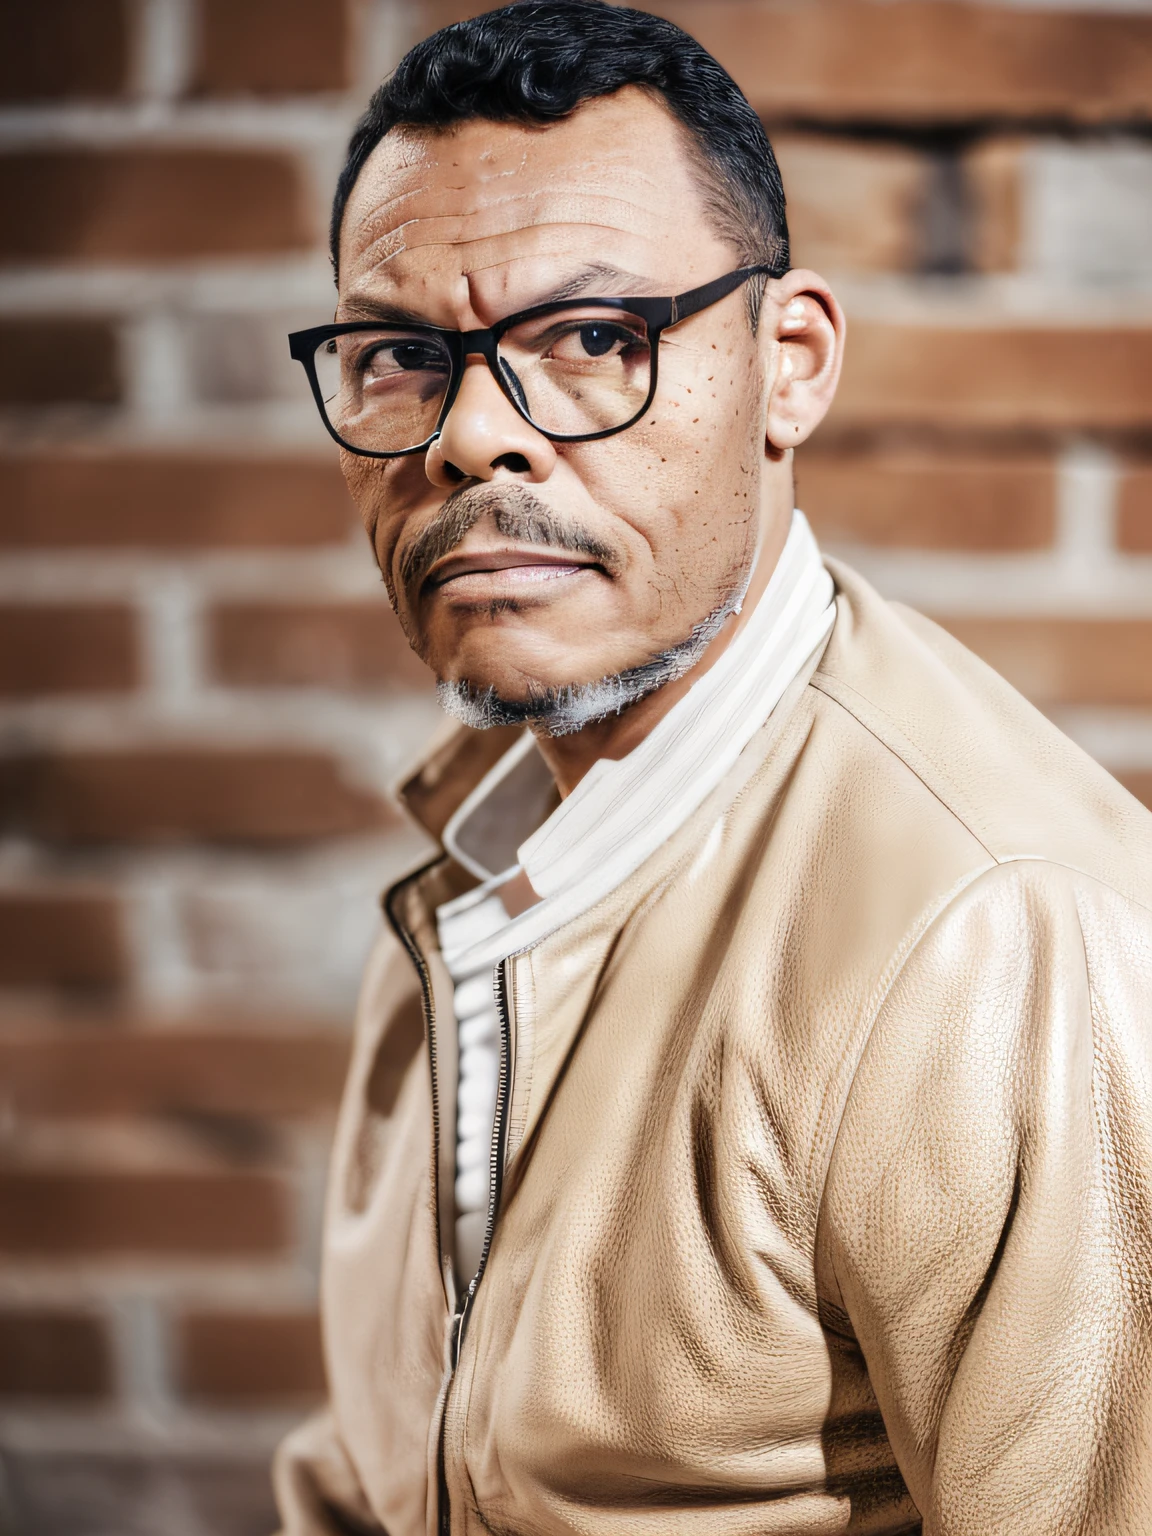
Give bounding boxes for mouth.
[423,545,604,602]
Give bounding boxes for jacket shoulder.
[816,853,1152,1523]
[811,558,1152,912]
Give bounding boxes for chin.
[434,639,614,703]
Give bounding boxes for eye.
[364,339,448,374]
[578,322,626,358]
[393,341,447,371]
[544,320,644,364]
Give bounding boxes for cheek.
[339,454,422,565]
[668,349,764,551]
[570,344,764,571]
[339,451,386,537]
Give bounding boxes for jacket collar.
[394,719,524,845]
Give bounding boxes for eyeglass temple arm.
[669,264,780,326]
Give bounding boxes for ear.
[760,269,846,451]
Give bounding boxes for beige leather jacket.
[275,563,1152,1536]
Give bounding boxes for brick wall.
[1,2,1150,1533]
[0,3,438,1532]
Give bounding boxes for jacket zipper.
[383,869,446,1283]
[436,959,513,1533]
[383,871,456,1536]
[451,958,513,1370]
[388,875,513,1536]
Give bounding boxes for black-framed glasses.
[287,264,778,459]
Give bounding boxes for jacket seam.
[809,673,1152,924]
[807,673,998,863]
[998,851,1152,920]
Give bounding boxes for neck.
[532,499,793,799]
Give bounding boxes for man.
[277,3,1152,1532]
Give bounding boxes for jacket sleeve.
[820,859,1152,1534]
[273,1408,385,1535]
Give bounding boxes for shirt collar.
[436,511,834,969]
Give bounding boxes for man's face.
[338,89,778,706]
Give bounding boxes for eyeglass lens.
[312,305,654,453]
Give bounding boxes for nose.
[425,355,557,487]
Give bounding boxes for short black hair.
[330,0,789,292]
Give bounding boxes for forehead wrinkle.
[345,168,446,250]
[357,226,660,297]
[350,177,676,261]
[350,147,674,245]
[354,178,435,224]
[347,197,674,283]
[348,216,422,273]
[344,180,433,272]
[395,190,675,250]
[398,212,667,259]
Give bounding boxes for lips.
[425,545,602,596]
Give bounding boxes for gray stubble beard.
[436,563,752,738]
[402,479,755,738]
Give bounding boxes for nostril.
[441,460,468,483]
[491,452,530,473]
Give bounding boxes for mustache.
[398,484,617,594]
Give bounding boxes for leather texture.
[275,560,1152,1536]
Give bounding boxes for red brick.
[0,319,121,406]
[193,0,353,95]
[936,618,1152,708]
[0,1024,348,1119]
[0,748,395,845]
[798,450,1055,551]
[832,325,1152,432]
[774,135,928,274]
[0,1170,290,1256]
[423,2,1152,123]
[0,151,311,263]
[0,455,354,549]
[966,138,1026,273]
[1119,772,1152,812]
[0,0,130,102]
[1118,467,1152,553]
[0,605,138,697]
[0,892,128,990]
[177,1311,324,1402]
[210,601,432,691]
[0,1311,112,1398]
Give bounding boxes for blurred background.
[0,0,1149,1531]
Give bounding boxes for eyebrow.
[338,297,433,325]
[338,262,656,328]
[534,262,651,303]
